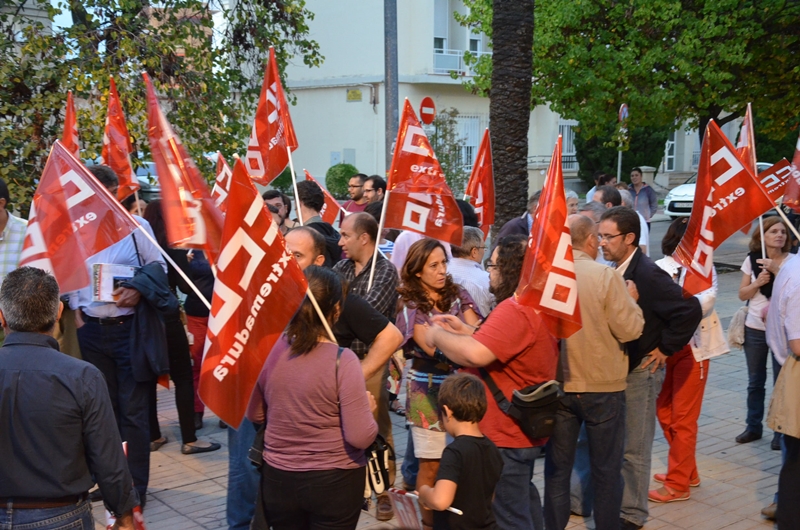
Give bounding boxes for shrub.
[325,163,359,199]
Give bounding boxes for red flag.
[465,129,495,239]
[19,141,140,292]
[756,158,791,203]
[515,136,581,338]
[198,159,307,428]
[211,152,233,213]
[736,103,758,177]
[779,127,800,212]
[102,77,140,201]
[61,91,79,157]
[305,170,341,225]
[384,100,463,246]
[244,46,298,186]
[143,73,224,264]
[675,121,776,295]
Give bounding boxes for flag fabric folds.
[19,141,140,292]
[465,129,495,239]
[675,120,775,295]
[244,46,298,186]
[384,99,463,247]
[515,136,582,338]
[304,170,341,225]
[198,159,308,428]
[61,91,79,158]
[736,103,758,177]
[756,158,791,204]
[780,127,800,213]
[143,73,223,264]
[102,77,140,201]
[211,152,233,213]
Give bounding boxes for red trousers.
[656,344,709,492]
[186,315,209,413]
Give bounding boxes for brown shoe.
[376,493,394,521]
[761,502,777,520]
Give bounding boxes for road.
[648,216,753,271]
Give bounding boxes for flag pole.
[133,225,212,310]
[134,190,142,216]
[367,190,390,291]
[306,287,337,343]
[759,215,766,260]
[286,146,303,226]
[774,205,800,243]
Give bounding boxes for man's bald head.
[568,213,599,259]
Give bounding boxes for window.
[434,0,448,52]
[469,38,481,53]
[664,131,676,171]
[434,37,446,52]
[558,119,579,171]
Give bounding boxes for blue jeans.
[227,418,260,529]
[0,499,93,529]
[401,429,418,489]
[778,435,800,529]
[78,320,150,500]
[621,363,665,527]
[493,446,544,530]
[569,425,593,516]
[743,326,782,435]
[544,392,626,530]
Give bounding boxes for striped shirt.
[0,213,28,287]
[447,257,494,318]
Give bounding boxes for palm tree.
[489,0,534,231]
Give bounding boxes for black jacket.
[495,215,529,241]
[123,262,179,382]
[622,248,702,371]
[307,221,342,267]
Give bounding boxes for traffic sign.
[420,97,436,125]
[619,103,629,122]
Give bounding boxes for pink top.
[246,335,378,471]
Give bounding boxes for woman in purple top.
[396,238,482,529]
[247,266,378,530]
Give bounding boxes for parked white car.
[664,162,774,219]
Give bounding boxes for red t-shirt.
[339,200,369,223]
[471,297,559,448]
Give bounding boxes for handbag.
[727,304,748,350]
[365,434,394,496]
[479,368,564,440]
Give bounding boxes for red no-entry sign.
[420,97,436,125]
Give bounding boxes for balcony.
[433,49,492,76]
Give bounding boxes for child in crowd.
[418,373,503,530]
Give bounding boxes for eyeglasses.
[363,188,375,193]
[485,261,497,271]
[597,233,626,242]
[348,184,363,189]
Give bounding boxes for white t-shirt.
[741,256,770,331]
[637,212,649,256]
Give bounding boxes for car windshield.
[685,174,697,184]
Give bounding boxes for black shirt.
[433,435,504,530]
[0,332,138,515]
[333,294,390,357]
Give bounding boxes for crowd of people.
[0,167,799,530]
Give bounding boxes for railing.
[433,49,492,76]
[527,154,580,172]
[691,150,700,169]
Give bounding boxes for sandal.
[390,401,406,416]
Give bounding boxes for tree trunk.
[489,0,535,232]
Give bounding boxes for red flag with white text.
[465,129,495,239]
[198,159,308,428]
[305,170,341,225]
[19,141,140,292]
[384,100,463,246]
[778,127,800,213]
[736,103,758,177]
[675,121,775,295]
[143,73,224,264]
[102,77,140,201]
[244,46,298,186]
[515,136,581,338]
[211,152,233,213]
[61,91,79,158]
[756,158,791,204]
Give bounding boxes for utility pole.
[384,0,398,170]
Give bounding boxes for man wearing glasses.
[363,175,386,204]
[340,173,370,223]
[448,226,493,317]
[598,206,701,530]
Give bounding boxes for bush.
[325,163,359,199]
[270,167,294,194]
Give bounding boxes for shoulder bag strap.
[478,367,517,419]
[131,232,143,267]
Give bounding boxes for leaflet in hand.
[92,263,137,302]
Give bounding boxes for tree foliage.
[428,108,469,196]
[325,163,358,200]
[0,0,322,211]
[458,0,800,144]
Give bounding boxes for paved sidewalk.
[93,270,781,529]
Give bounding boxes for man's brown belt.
[0,492,88,509]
